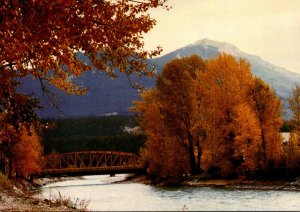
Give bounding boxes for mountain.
[152,39,300,99]
[19,70,153,118]
[19,38,300,118]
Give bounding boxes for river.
[39,174,300,211]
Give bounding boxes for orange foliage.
[11,127,43,178]
[232,103,261,171]
[133,89,190,180]
[289,85,300,147]
[0,68,40,178]
[283,85,300,170]
[1,0,167,177]
[247,78,283,168]
[0,0,168,94]
[134,54,284,179]
[155,55,205,174]
[197,54,256,176]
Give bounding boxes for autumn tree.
[135,54,284,180]
[155,55,206,174]
[231,103,262,175]
[283,132,300,171]
[247,78,283,169]
[133,89,190,181]
[0,0,168,93]
[0,0,167,177]
[133,55,205,180]
[196,54,260,177]
[282,85,300,171]
[288,85,300,148]
[11,127,43,178]
[0,70,40,177]
[198,56,283,177]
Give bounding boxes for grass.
[50,191,90,211]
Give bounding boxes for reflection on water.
[40,174,300,211]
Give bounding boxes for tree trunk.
[261,129,267,168]
[0,152,5,173]
[187,132,197,175]
[8,155,13,179]
[196,145,202,173]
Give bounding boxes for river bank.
[0,176,88,211]
[183,177,300,191]
[121,174,300,191]
[2,174,300,211]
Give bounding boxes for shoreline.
[0,176,87,211]
[2,173,300,211]
[183,178,300,191]
[121,174,300,191]
[36,173,300,192]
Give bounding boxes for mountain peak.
[193,38,239,56]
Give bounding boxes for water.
[40,174,300,211]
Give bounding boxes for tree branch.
[0,62,16,70]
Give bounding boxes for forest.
[133,54,300,182]
[41,116,145,154]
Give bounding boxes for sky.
[143,0,300,74]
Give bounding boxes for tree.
[231,103,262,175]
[288,85,300,148]
[0,0,167,177]
[134,54,284,180]
[133,89,190,181]
[133,55,205,179]
[12,127,43,178]
[155,55,205,174]
[0,0,168,93]
[283,132,300,170]
[197,54,257,177]
[247,78,283,169]
[0,70,40,177]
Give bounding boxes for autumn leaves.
[134,54,283,180]
[0,0,167,179]
[0,0,166,95]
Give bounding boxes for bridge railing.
[44,151,140,170]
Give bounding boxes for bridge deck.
[38,151,143,177]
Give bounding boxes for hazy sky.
[143,0,300,74]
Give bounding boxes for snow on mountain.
[193,38,240,56]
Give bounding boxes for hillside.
[19,39,300,118]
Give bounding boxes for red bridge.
[40,151,142,177]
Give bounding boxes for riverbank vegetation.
[133,54,300,184]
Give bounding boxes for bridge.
[40,151,143,177]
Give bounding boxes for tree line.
[42,116,145,154]
[133,54,300,182]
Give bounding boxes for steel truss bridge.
[40,151,142,177]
